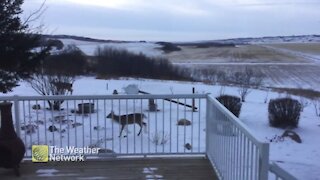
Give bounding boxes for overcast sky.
[22,0,320,41]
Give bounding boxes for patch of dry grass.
[165,45,307,63]
[272,87,320,99]
[268,43,320,55]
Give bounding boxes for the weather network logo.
[32,145,49,162]
[32,145,100,162]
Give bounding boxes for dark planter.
[78,103,95,114]
[0,102,25,176]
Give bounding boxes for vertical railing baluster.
[246,137,250,179]
[155,99,158,153]
[255,146,259,180]
[198,98,201,153]
[183,98,186,153]
[50,100,55,147]
[89,99,92,147]
[169,99,172,153]
[118,99,121,154]
[140,99,143,154]
[43,100,47,146]
[22,101,27,155]
[240,132,244,179]
[191,98,194,154]
[233,130,237,179]
[223,115,226,178]
[66,100,70,147]
[176,98,179,153]
[111,99,114,152]
[35,100,40,144]
[104,99,107,150]
[250,141,254,180]
[236,129,240,180]
[227,116,231,180]
[96,100,99,149]
[133,99,136,154]
[147,99,150,154]
[126,99,128,154]
[230,125,235,180]
[74,100,77,148]
[58,100,62,148]
[81,99,84,148]
[28,101,32,147]
[162,99,165,153]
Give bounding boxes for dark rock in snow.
[184,143,192,150]
[177,119,192,126]
[48,125,58,132]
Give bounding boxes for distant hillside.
[43,34,320,45]
[42,34,128,43]
[212,35,320,44]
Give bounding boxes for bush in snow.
[268,98,302,128]
[216,95,242,117]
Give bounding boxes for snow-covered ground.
[4,77,320,180]
[61,38,163,57]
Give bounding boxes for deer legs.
[119,124,143,137]
[119,125,125,137]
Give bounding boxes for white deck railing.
[0,94,296,180]
[206,96,269,180]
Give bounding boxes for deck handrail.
[0,94,207,101]
[206,95,269,180]
[269,163,298,180]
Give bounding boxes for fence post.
[13,95,21,138]
[259,143,269,180]
[192,87,196,112]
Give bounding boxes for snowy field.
[3,77,320,179]
[61,38,320,91]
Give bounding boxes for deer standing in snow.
[106,111,147,137]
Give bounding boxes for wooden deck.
[0,157,218,180]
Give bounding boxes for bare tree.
[298,97,309,111]
[312,99,320,117]
[27,73,74,110]
[234,68,264,102]
[26,45,86,110]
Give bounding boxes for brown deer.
[51,82,73,94]
[106,111,147,137]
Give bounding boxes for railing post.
[259,143,269,180]
[206,96,210,154]
[13,95,21,138]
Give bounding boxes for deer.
[106,111,147,137]
[51,81,73,94]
